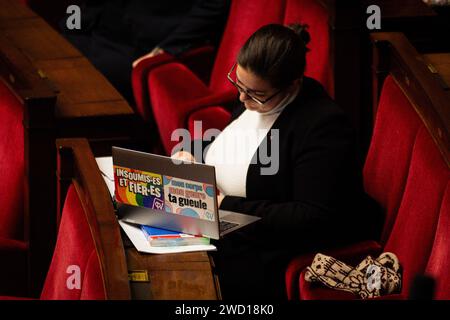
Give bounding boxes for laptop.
[112,147,260,240]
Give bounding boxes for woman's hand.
[171,151,195,162]
[217,192,225,207]
[216,188,225,207]
[132,47,165,68]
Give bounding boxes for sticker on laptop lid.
[163,176,215,221]
[114,166,164,210]
[113,165,216,221]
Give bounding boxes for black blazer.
[75,0,228,56]
[211,77,380,251]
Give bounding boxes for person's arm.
[133,0,228,65]
[220,112,361,245]
[157,0,229,56]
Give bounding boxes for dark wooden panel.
[125,248,219,300]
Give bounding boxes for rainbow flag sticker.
[113,165,215,221]
[114,165,164,210]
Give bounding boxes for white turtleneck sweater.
[205,88,299,197]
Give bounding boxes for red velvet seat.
[285,75,423,299]
[1,184,126,300]
[363,76,423,245]
[148,0,282,154]
[283,0,332,95]
[142,0,331,154]
[1,137,131,300]
[299,126,449,300]
[0,82,25,241]
[0,81,28,295]
[133,46,217,123]
[40,184,106,299]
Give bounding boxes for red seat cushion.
[0,82,24,240]
[149,62,212,153]
[363,76,423,244]
[208,0,285,93]
[383,127,448,296]
[132,52,181,121]
[40,184,105,300]
[300,127,449,300]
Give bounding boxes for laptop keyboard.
[219,220,239,233]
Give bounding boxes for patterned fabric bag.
[304,252,402,298]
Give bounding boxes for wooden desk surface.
[0,0,138,151]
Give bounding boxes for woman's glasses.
[227,63,282,105]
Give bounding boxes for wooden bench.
[57,138,220,300]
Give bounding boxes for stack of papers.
[95,156,115,197]
[119,220,217,254]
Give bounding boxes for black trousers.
[211,232,290,300]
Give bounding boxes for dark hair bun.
[288,23,311,49]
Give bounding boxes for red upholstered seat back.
[0,82,24,240]
[383,127,449,296]
[363,76,423,244]
[40,184,105,300]
[208,0,284,93]
[283,0,332,96]
[425,184,450,299]
[209,0,332,95]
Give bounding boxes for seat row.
[1,1,448,299]
[286,33,450,300]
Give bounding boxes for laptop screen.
[113,149,217,222]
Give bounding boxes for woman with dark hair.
[174,23,380,299]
